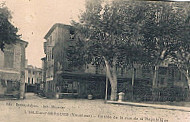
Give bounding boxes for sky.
[1,0,86,68]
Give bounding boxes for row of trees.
[0,2,20,51]
[67,1,190,101]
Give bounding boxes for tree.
[139,2,189,100]
[69,1,190,101]
[70,0,146,101]
[169,14,190,100]
[0,2,20,51]
[170,2,190,89]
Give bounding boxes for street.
[0,93,190,122]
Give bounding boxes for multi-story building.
[25,65,42,92]
[0,40,28,99]
[43,23,75,97]
[43,23,189,101]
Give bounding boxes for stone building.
[0,40,28,99]
[25,65,42,92]
[42,23,189,101]
[25,65,42,85]
[43,23,75,97]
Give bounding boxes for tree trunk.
[186,75,190,101]
[131,67,135,101]
[187,77,190,88]
[104,57,118,101]
[110,82,117,101]
[186,70,190,88]
[152,66,159,87]
[105,76,108,101]
[178,68,190,101]
[152,65,159,101]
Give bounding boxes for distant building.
[0,40,28,99]
[42,23,189,101]
[25,65,42,92]
[25,65,42,85]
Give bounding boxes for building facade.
[42,23,189,101]
[43,23,75,98]
[25,65,42,92]
[0,40,28,99]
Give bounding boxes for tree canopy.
[68,0,190,100]
[0,2,20,51]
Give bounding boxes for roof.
[27,65,42,71]
[41,57,46,60]
[44,23,74,39]
[16,39,28,47]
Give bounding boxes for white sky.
[1,0,86,68]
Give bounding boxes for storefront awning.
[55,71,149,83]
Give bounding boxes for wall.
[0,41,27,98]
[0,43,22,80]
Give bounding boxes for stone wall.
[0,40,28,98]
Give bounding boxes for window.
[171,69,175,78]
[49,51,51,61]
[52,53,53,59]
[51,48,53,59]
[177,70,182,81]
[49,36,52,44]
[4,47,14,68]
[32,78,33,84]
[70,30,75,39]
[46,55,48,61]
[47,52,49,61]
[1,80,6,87]
[48,48,53,61]
[155,11,161,23]
[121,67,124,76]
[28,78,30,84]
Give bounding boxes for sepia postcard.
[0,0,190,122]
